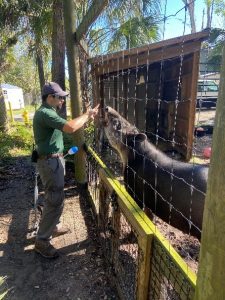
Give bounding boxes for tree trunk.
[36,49,45,93]
[188,0,196,33]
[63,0,87,185]
[194,43,225,300]
[182,0,196,33]
[206,3,211,28]
[52,0,66,118]
[0,90,9,132]
[63,0,108,184]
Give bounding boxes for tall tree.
[51,0,65,89]
[63,0,108,184]
[105,0,161,51]
[51,0,66,118]
[207,28,225,71]
[182,0,196,33]
[75,0,161,54]
[26,1,53,92]
[0,0,28,131]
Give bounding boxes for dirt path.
[0,157,118,300]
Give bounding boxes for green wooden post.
[194,45,225,300]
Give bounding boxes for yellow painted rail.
[87,146,197,299]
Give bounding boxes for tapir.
[103,106,208,238]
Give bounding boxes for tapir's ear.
[135,133,147,142]
[105,106,109,112]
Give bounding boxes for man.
[33,82,99,258]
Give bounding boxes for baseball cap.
[42,82,69,97]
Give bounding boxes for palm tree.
[75,0,162,54]
[108,0,161,50]
[26,1,52,91]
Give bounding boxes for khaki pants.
[36,157,65,240]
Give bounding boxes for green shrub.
[0,123,33,159]
[0,276,8,300]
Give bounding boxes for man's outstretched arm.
[62,104,99,134]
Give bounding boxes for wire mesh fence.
[149,238,195,300]
[86,146,196,300]
[77,1,223,298]
[80,29,216,277]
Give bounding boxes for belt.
[38,153,64,160]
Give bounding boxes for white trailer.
[0,83,25,110]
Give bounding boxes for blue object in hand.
[64,146,78,158]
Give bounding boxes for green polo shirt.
[33,103,67,156]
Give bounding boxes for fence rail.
[87,146,196,300]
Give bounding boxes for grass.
[0,122,33,160]
[7,105,37,116]
[0,116,94,161]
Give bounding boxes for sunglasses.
[52,95,66,100]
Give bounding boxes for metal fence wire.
[149,238,194,300]
[87,149,140,299]
[86,146,196,300]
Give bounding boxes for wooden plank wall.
[93,51,200,160]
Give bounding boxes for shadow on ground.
[0,157,118,299]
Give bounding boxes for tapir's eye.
[117,122,121,130]
[112,119,121,130]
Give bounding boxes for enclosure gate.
[87,147,196,300]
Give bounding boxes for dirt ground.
[0,157,118,300]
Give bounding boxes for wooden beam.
[187,51,200,160]
[194,39,225,300]
[76,0,109,42]
[89,29,210,65]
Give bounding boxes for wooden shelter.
[90,30,209,160]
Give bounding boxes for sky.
[164,0,224,39]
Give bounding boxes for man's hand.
[87,104,100,120]
[63,104,100,134]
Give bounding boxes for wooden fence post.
[194,45,225,300]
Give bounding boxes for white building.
[0,83,25,110]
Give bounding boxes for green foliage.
[63,132,74,154]
[108,16,159,51]
[0,276,8,300]
[86,0,161,54]
[2,49,39,94]
[0,0,29,72]
[214,0,225,18]
[84,121,95,145]
[63,122,95,156]
[0,0,52,87]
[207,28,225,70]
[0,123,33,159]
